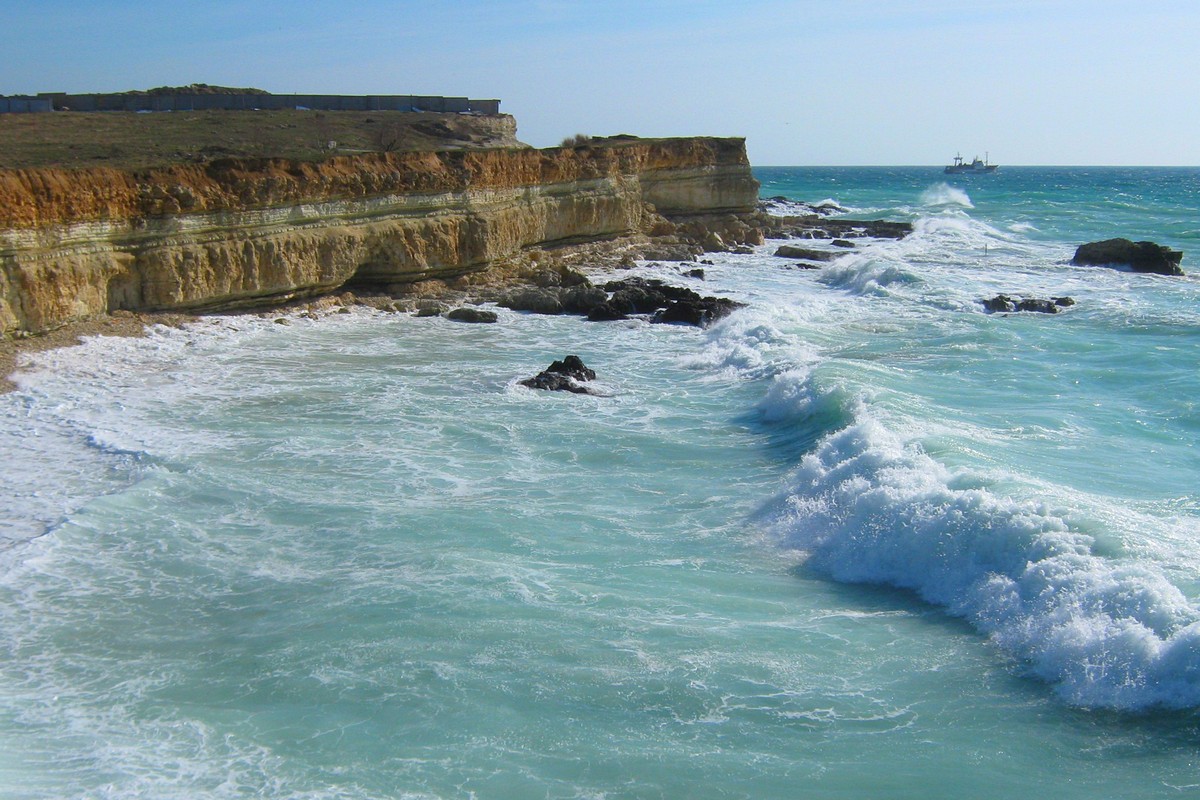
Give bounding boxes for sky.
[2,0,1197,165]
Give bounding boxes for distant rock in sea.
[1071,238,1184,276]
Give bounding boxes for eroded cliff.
[0,137,759,336]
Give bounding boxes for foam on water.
[759,397,1200,710]
[4,166,1200,796]
[919,182,975,209]
[737,171,1200,711]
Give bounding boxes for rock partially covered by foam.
[519,355,598,394]
[1071,238,1184,276]
[982,295,1075,314]
[597,277,744,327]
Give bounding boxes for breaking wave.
[759,381,1200,710]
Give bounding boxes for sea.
[1,165,1199,799]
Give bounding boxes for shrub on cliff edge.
[560,133,592,148]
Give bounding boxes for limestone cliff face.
[0,138,758,336]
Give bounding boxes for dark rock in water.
[982,294,1017,313]
[519,355,598,394]
[760,197,847,216]
[586,302,628,322]
[498,287,564,315]
[774,245,838,261]
[686,268,706,279]
[1015,298,1060,314]
[446,307,498,323]
[604,277,690,313]
[982,294,1074,314]
[593,277,741,327]
[652,297,743,327]
[608,287,666,315]
[1071,238,1184,276]
[561,284,608,315]
[762,215,913,241]
[603,277,699,303]
[831,239,856,248]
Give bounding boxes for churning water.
[2,166,1199,798]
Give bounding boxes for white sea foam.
[765,407,1200,710]
[817,252,923,297]
[919,183,974,209]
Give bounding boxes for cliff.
[0,137,759,336]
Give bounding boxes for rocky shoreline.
[0,196,915,392]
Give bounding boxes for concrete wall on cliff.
[0,138,758,336]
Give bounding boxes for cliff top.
[0,109,523,171]
[111,83,273,96]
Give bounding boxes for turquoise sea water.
[2,166,1199,798]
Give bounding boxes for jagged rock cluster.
[492,268,742,328]
[519,355,598,394]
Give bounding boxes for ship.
[944,153,998,174]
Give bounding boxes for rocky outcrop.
[760,212,912,241]
[1071,238,1184,276]
[0,137,759,336]
[597,277,743,327]
[519,355,598,394]
[774,245,840,262]
[445,307,498,323]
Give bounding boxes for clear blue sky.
[3,0,1197,165]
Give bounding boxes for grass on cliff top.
[0,110,523,171]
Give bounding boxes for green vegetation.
[559,133,592,148]
[0,109,517,171]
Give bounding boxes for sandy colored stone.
[1,138,758,338]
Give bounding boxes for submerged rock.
[1071,238,1184,276]
[519,355,599,394]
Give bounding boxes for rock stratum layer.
[0,137,758,336]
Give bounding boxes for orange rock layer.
[0,137,759,335]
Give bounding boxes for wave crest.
[766,412,1200,710]
[920,183,974,209]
